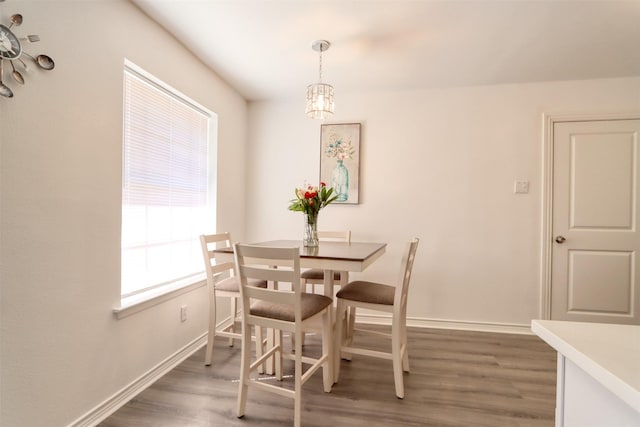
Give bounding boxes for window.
[121,61,216,298]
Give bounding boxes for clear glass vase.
[303,212,319,247]
[331,159,349,202]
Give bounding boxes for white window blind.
[122,64,212,298]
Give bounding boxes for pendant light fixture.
[306,40,334,119]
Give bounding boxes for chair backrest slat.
[239,264,295,284]
[212,261,235,275]
[318,230,351,242]
[394,238,420,309]
[244,285,296,305]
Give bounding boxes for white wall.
[246,77,640,328]
[2,2,639,425]
[0,1,247,426]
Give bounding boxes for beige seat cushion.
[215,276,267,292]
[336,281,395,305]
[250,293,332,322]
[300,268,342,281]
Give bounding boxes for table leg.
[323,269,335,382]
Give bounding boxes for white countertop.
[531,320,640,413]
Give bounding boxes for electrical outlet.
[180,305,187,322]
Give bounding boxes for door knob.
[555,236,566,244]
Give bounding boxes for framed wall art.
[320,123,361,204]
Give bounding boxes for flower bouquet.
[288,182,338,246]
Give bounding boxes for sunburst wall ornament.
[0,0,54,98]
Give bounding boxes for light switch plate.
[514,180,529,194]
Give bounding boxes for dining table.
[214,239,387,379]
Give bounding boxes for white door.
[551,119,640,324]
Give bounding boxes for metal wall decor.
[0,0,54,98]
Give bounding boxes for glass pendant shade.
[306,82,334,119]
[306,40,334,119]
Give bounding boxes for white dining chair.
[199,233,267,367]
[296,230,352,347]
[234,243,333,427]
[334,237,419,399]
[301,230,351,294]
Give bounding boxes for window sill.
[113,274,207,320]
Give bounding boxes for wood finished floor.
[99,326,557,427]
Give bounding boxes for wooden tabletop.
[215,240,387,262]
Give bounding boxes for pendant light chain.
[318,47,323,83]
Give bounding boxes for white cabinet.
[532,320,640,427]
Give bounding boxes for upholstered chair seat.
[335,281,395,306]
[301,268,341,281]
[250,293,332,322]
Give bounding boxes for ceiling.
[132,0,640,102]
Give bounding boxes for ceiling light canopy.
[306,40,334,119]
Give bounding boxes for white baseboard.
[356,313,533,335]
[67,333,207,427]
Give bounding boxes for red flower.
[288,182,337,214]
